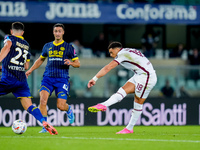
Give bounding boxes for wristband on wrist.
[92,76,98,82]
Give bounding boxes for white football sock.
[101,87,127,107]
[126,102,143,131]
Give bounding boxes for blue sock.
[42,116,47,129]
[43,116,47,122]
[27,105,45,123]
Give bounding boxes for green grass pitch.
[0,126,199,150]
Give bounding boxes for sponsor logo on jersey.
[49,58,62,61]
[60,47,65,51]
[8,65,25,71]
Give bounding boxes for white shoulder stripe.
[4,39,11,44]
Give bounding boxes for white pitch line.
[1,136,200,143]
[61,136,200,143]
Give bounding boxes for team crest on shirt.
[60,47,65,51]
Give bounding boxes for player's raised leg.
[88,87,127,112]
[88,104,107,112]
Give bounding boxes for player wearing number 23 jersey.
[2,35,30,81]
[0,22,58,135]
[0,33,31,98]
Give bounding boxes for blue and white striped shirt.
[41,40,78,79]
[2,35,30,82]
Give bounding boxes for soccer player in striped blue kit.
[26,23,80,133]
[0,22,58,135]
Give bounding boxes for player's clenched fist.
[64,59,71,65]
[25,70,32,78]
[88,79,96,88]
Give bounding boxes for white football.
[12,119,27,134]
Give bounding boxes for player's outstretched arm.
[26,57,45,78]
[88,60,118,88]
[96,60,118,78]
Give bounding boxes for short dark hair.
[108,41,122,50]
[11,22,24,31]
[53,23,65,31]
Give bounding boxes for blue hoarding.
[0,1,199,24]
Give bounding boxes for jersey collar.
[53,40,64,46]
[15,35,24,40]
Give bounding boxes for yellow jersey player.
[26,23,80,133]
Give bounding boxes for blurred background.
[1,0,200,99]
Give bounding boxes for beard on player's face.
[54,35,63,41]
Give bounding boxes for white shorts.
[127,72,157,99]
